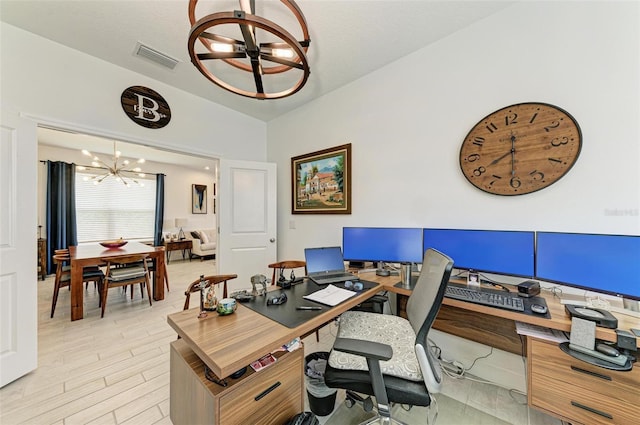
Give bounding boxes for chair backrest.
[52,253,70,280]
[405,248,454,393]
[268,260,306,285]
[183,274,238,310]
[103,254,150,284]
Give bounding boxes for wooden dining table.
[69,241,166,321]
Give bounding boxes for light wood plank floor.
[1,258,562,424]
[1,258,215,425]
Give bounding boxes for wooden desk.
[167,273,639,425]
[381,277,640,425]
[69,242,166,321]
[167,281,382,425]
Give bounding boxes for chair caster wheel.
[363,396,374,412]
[345,398,355,408]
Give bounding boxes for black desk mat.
[241,279,378,328]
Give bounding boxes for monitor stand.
[393,263,418,290]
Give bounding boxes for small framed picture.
[192,184,207,214]
[467,272,480,286]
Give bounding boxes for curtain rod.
[39,160,163,176]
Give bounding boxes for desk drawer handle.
[255,381,281,401]
[570,365,612,381]
[570,401,613,419]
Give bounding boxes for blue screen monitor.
[535,232,640,301]
[422,228,535,277]
[343,227,424,264]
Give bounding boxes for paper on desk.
[515,321,569,343]
[303,284,357,306]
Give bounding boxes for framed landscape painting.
[291,143,351,214]
[192,184,207,214]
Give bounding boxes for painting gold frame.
[291,143,351,214]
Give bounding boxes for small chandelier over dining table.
[187,0,311,100]
[79,141,147,187]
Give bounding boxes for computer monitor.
[535,232,640,301]
[342,227,424,264]
[422,228,535,277]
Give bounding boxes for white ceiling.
[1,0,515,123]
[3,1,515,167]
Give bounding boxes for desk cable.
[429,338,528,405]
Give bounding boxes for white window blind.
[75,172,157,243]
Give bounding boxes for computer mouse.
[596,343,620,357]
[531,304,547,314]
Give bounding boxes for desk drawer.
[530,338,639,403]
[219,348,303,425]
[531,374,636,425]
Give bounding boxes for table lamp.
[175,218,188,240]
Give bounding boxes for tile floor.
[0,258,563,424]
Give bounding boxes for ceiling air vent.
[134,42,179,70]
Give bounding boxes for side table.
[164,239,192,263]
[38,238,47,280]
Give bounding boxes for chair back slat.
[183,274,237,310]
[268,260,306,286]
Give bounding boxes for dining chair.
[268,260,306,286]
[100,253,152,318]
[183,274,238,310]
[50,252,105,318]
[54,248,103,291]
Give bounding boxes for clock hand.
[489,151,511,166]
[510,134,516,176]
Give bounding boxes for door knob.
[270,238,276,243]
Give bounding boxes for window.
[75,172,156,242]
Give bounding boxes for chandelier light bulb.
[137,159,145,164]
[123,160,130,165]
[82,149,91,156]
[272,48,294,58]
[212,43,234,53]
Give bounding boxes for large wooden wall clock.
[459,102,582,195]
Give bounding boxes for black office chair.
[324,248,454,424]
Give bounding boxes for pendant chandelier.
[79,141,147,187]
[187,0,311,99]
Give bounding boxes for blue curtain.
[153,174,165,246]
[45,161,77,274]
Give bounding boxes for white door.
[0,110,38,387]
[218,159,277,293]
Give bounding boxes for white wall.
[267,1,640,391]
[38,144,217,235]
[1,23,267,162]
[269,1,639,258]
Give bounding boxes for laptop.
[304,246,356,285]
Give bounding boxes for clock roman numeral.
[529,113,538,124]
[486,122,498,133]
[548,157,562,164]
[472,137,485,147]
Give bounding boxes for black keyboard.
[445,283,525,312]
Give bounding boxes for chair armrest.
[333,337,393,361]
